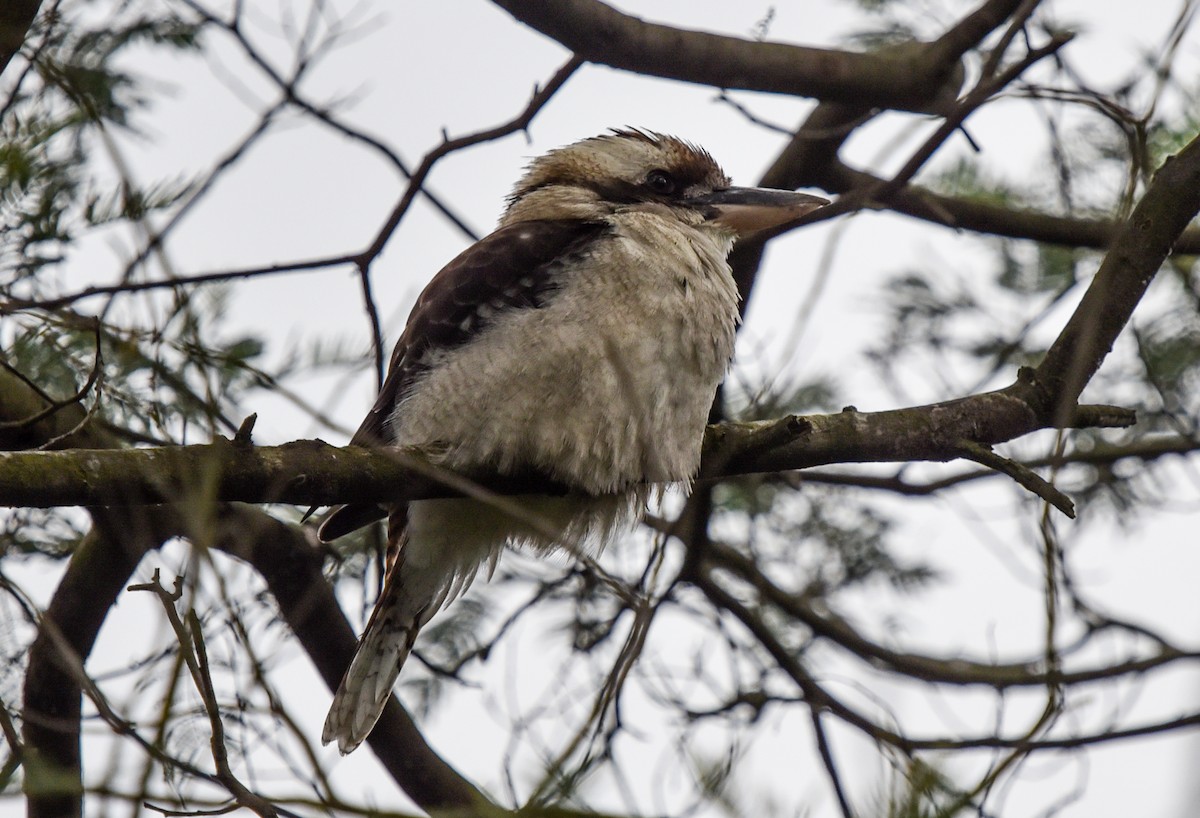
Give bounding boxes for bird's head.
[502,129,827,236]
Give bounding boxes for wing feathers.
[347,219,608,453]
[316,220,608,542]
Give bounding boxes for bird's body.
[319,130,827,754]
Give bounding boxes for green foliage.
[870,270,981,372]
[928,157,1022,208]
[39,13,202,126]
[996,241,1081,295]
[3,315,100,407]
[882,758,961,818]
[83,175,194,225]
[0,7,200,280]
[0,1,265,549]
[1147,116,1200,166]
[1135,313,1200,410]
[0,109,83,276]
[733,373,841,423]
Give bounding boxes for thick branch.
[491,0,967,112]
[826,162,1200,254]
[0,0,41,76]
[22,503,490,816]
[702,389,1130,479]
[23,511,166,818]
[1033,132,1200,417]
[728,1,1076,310]
[0,392,1134,510]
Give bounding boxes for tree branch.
[1033,131,1200,420]
[699,538,1198,690]
[789,431,1200,496]
[128,572,283,818]
[0,0,41,76]
[727,1,1073,315]
[210,505,492,812]
[491,0,969,112]
[22,512,166,818]
[826,161,1200,254]
[0,394,1134,510]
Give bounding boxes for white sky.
[5,1,1200,816]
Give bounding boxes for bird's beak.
[692,187,829,236]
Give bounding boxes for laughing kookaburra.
[317,129,828,754]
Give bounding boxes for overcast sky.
[7,1,1200,816]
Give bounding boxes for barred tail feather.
[323,513,433,756]
[321,494,615,754]
[322,608,422,754]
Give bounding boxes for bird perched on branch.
[317,129,827,754]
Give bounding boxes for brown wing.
[317,219,609,542]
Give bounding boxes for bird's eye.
[645,169,677,195]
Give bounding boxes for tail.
[323,510,436,755]
[321,594,424,754]
[323,501,506,753]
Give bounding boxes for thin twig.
[174,0,479,241]
[810,709,855,818]
[354,55,583,269]
[129,570,283,818]
[955,438,1075,517]
[355,263,386,390]
[1,254,359,314]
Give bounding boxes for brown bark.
[0,0,41,76]
[0,398,1136,511]
[490,0,1013,112]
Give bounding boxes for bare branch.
[826,161,1200,253]
[1034,131,1200,420]
[129,571,283,818]
[696,538,1198,691]
[0,0,42,75]
[213,506,493,812]
[789,431,1200,495]
[22,513,170,818]
[491,0,976,111]
[0,254,360,315]
[0,394,1136,510]
[354,55,583,270]
[955,437,1075,517]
